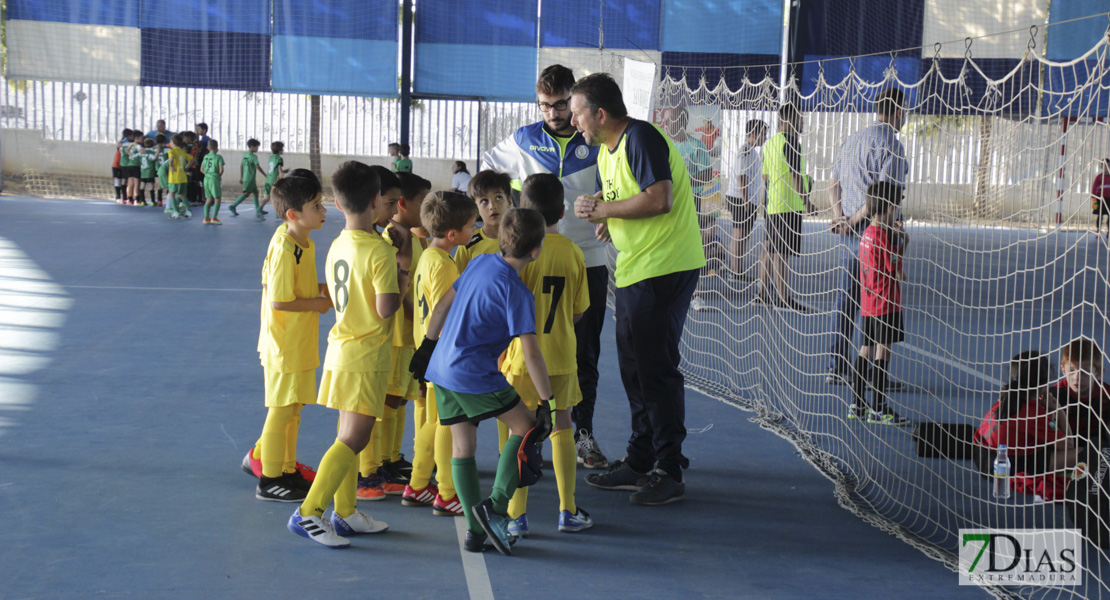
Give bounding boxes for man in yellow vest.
[759,102,815,312]
[570,73,705,505]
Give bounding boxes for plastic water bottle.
[993,445,1011,500]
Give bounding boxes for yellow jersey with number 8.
[323,229,399,373]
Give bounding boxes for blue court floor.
[0,194,993,599]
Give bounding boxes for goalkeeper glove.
[408,337,438,383]
[534,396,556,443]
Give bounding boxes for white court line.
[63,285,258,292]
[900,342,1002,387]
[455,518,494,600]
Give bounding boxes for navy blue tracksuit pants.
[614,268,699,480]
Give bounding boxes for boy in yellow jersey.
[352,166,406,500]
[374,172,431,497]
[166,133,193,219]
[402,190,478,517]
[251,177,331,502]
[453,170,512,273]
[410,208,555,556]
[287,161,407,548]
[502,174,592,537]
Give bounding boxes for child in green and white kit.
[201,139,226,225]
[230,138,269,218]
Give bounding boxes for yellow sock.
[332,460,359,518]
[360,427,383,477]
[497,420,509,450]
[551,428,577,514]
[391,403,406,462]
[508,485,529,519]
[253,439,262,464]
[409,398,436,489]
[434,423,455,499]
[260,405,295,478]
[300,438,355,518]
[282,404,303,474]
[414,396,427,431]
[378,406,397,464]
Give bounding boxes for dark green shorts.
[436,385,520,426]
[242,180,259,195]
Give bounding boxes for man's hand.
[575,192,604,222]
[595,222,611,242]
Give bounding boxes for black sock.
[852,355,871,409]
[114,186,122,199]
[138,190,146,204]
[871,358,890,412]
[157,189,163,203]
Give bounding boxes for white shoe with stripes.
[256,474,307,502]
[287,510,350,548]
[331,510,389,535]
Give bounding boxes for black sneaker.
[256,474,307,502]
[285,470,313,492]
[629,470,685,506]
[380,460,410,485]
[392,454,413,476]
[472,499,515,556]
[585,459,650,491]
[463,530,492,553]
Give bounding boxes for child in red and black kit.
[849,182,910,425]
[1055,337,1110,456]
[1091,159,1110,237]
[973,351,1080,501]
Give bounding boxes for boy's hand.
[385,225,406,252]
[409,337,438,383]
[315,296,332,314]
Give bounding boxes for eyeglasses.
[537,98,570,112]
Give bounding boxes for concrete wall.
[0,128,461,194]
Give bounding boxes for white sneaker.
[331,510,389,535]
[690,295,707,312]
[287,510,350,548]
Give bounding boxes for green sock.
[203,203,211,219]
[232,194,246,209]
[490,435,522,515]
[212,201,220,218]
[252,195,261,213]
[452,457,482,533]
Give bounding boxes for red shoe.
[433,493,464,517]
[295,462,316,482]
[356,474,386,501]
[242,448,262,478]
[401,483,438,507]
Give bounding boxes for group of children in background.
[113,124,287,224]
[243,162,593,553]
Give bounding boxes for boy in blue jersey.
[410,208,555,556]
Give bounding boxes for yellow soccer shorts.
[387,346,420,400]
[263,367,317,408]
[504,372,582,411]
[317,369,388,418]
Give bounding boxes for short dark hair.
[745,119,767,136]
[875,88,905,119]
[331,161,381,215]
[183,131,196,141]
[468,170,512,200]
[247,138,260,148]
[207,139,218,151]
[155,134,167,144]
[143,138,155,148]
[399,143,410,156]
[536,64,575,96]
[171,133,184,147]
[287,168,320,187]
[778,102,801,126]
[865,181,903,217]
[570,73,628,120]
[196,122,208,133]
[498,208,546,259]
[270,141,284,154]
[271,176,320,220]
[520,173,564,226]
[388,142,400,150]
[397,171,431,201]
[421,191,478,238]
[121,128,133,138]
[370,165,400,193]
[1062,337,1103,369]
